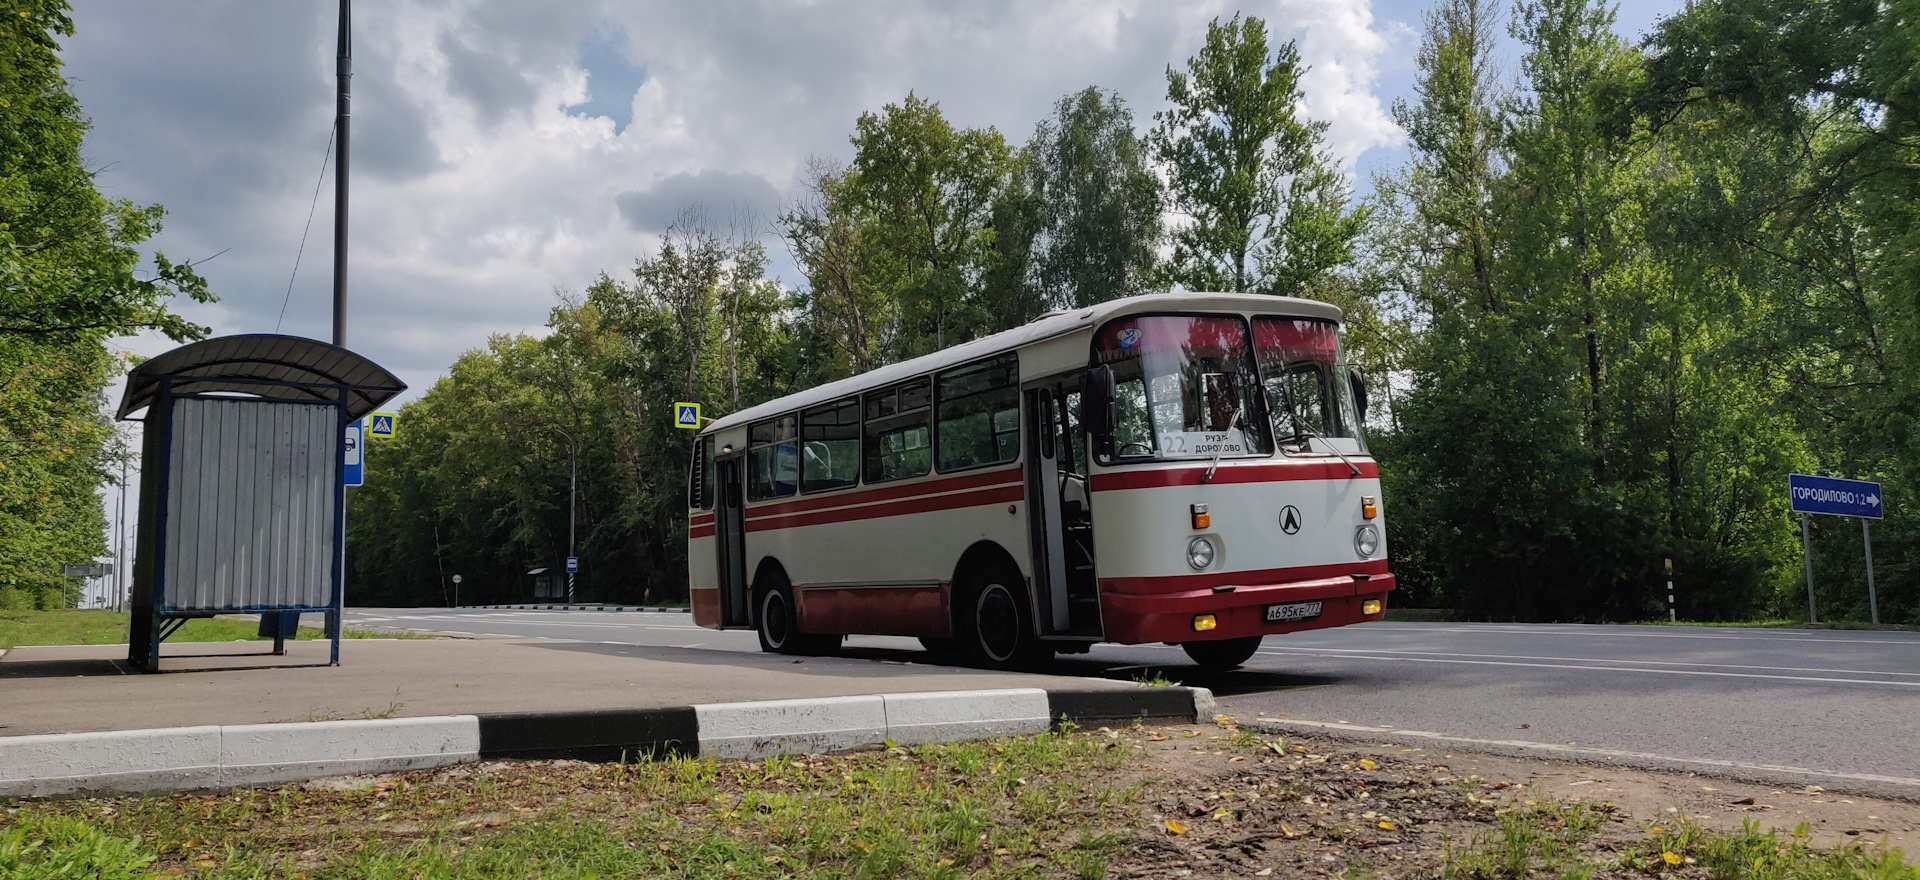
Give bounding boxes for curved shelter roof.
[117,334,407,421]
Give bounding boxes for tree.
[1023,87,1163,309]
[0,0,212,606]
[1151,14,1362,297]
[848,93,1015,354]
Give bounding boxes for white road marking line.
[1367,623,1920,647]
[1252,646,1920,688]
[1250,718,1920,791]
[1254,645,1920,678]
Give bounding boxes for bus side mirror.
[1348,367,1369,421]
[1083,364,1116,438]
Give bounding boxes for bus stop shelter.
[117,334,405,672]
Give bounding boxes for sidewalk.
[0,638,1209,797]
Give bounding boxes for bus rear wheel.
[757,577,837,656]
[1181,636,1262,671]
[959,564,1047,670]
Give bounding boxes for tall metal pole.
[331,0,351,347]
[567,440,577,604]
[1800,513,1818,624]
[1863,518,1879,625]
[116,458,127,612]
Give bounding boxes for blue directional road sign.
[343,419,364,487]
[673,402,702,429]
[1788,473,1883,519]
[368,412,396,438]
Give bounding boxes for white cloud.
[64,0,1406,409]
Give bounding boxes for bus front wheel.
[960,565,1047,670]
[1181,636,1262,671]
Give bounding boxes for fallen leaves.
[1165,818,1190,835]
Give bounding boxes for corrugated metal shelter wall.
[162,398,337,610]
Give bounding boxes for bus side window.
[863,378,931,483]
[1063,390,1086,476]
[1112,374,1153,457]
[747,415,798,501]
[801,397,859,492]
[935,354,1020,472]
[688,436,713,509]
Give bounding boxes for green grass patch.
[0,610,421,650]
[1,731,1141,878]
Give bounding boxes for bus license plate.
[1264,601,1323,623]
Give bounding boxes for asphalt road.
[345,608,1920,789]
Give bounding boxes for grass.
[4,727,1913,878]
[0,609,421,651]
[1,731,1141,879]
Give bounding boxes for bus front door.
[715,456,750,628]
[1025,385,1101,638]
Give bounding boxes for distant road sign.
[344,420,364,487]
[566,556,579,574]
[62,563,112,578]
[673,402,702,429]
[1788,473,1882,519]
[368,412,397,438]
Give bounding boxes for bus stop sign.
[1788,473,1882,519]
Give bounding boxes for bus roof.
[700,291,1341,435]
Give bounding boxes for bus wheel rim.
[763,592,788,647]
[976,583,1018,662]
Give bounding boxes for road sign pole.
[1863,518,1878,625]
[1800,513,1817,624]
[1665,558,1675,622]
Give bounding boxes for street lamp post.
[549,428,579,604]
[451,574,462,608]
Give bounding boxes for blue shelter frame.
[118,335,405,672]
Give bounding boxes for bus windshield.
[1253,317,1365,449]
[1094,315,1272,462]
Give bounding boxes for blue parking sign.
[673,402,701,429]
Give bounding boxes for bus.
[685,292,1390,671]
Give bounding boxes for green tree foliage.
[1375,0,1911,622]
[348,221,796,605]
[1020,87,1164,310]
[1152,14,1365,297]
[0,0,212,608]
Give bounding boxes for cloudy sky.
[63,0,1679,411]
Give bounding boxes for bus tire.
[959,563,1047,670]
[756,574,837,656]
[1181,636,1263,671]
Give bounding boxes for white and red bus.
[686,292,1390,670]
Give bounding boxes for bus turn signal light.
[1191,614,1218,632]
[1191,504,1209,530]
[1361,496,1378,520]
[1362,599,1382,615]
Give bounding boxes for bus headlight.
[1186,537,1216,570]
[1354,525,1380,558]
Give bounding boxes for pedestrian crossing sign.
[673,402,702,429]
[368,412,397,438]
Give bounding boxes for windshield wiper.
[1201,404,1243,484]
[1281,418,1363,478]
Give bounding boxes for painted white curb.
[219,717,480,788]
[882,689,1050,746]
[0,717,480,798]
[0,726,222,798]
[696,695,888,760]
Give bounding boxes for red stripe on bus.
[745,467,1022,519]
[747,483,1024,532]
[689,525,715,539]
[1090,460,1378,491]
[1100,559,1391,594]
[690,512,715,526]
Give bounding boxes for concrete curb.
[0,686,1209,798]
[1246,717,1920,803]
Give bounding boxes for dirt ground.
[1112,720,1920,878]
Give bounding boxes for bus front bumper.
[1098,573,1395,644]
